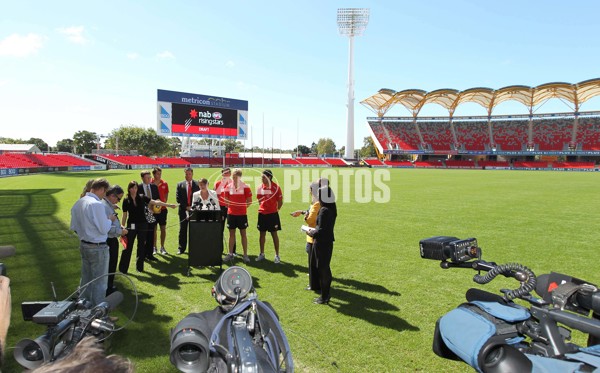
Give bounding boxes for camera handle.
[441,260,536,301]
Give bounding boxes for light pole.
[337,8,369,159]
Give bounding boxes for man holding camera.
[70,178,117,306]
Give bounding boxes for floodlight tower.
[337,8,369,159]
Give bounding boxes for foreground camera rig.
[14,289,125,370]
[170,266,294,373]
[420,236,600,373]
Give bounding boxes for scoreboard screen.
[157,89,248,140]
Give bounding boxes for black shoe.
[177,249,185,255]
[313,297,329,305]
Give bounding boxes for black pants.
[119,221,147,273]
[307,242,320,290]
[145,221,157,258]
[313,240,333,300]
[107,237,119,292]
[178,209,189,253]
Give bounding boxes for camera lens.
[23,343,44,361]
[170,317,210,373]
[178,344,202,364]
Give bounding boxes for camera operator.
[70,178,117,306]
[0,275,10,367]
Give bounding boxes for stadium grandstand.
[361,78,600,170]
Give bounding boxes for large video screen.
[157,89,248,140]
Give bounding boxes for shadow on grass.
[328,277,418,332]
[0,188,177,368]
[0,189,75,294]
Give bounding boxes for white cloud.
[0,33,44,57]
[127,52,140,60]
[226,60,235,68]
[57,26,88,44]
[157,50,175,59]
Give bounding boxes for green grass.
[1,168,600,372]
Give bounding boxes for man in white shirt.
[70,178,116,305]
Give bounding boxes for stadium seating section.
[532,118,572,151]
[381,122,421,150]
[418,121,454,151]
[576,117,600,151]
[454,121,490,151]
[369,116,600,152]
[491,119,528,151]
[0,153,95,168]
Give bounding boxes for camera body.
[419,236,479,263]
[421,236,600,372]
[170,266,293,373]
[14,292,122,370]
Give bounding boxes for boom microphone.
[93,291,123,317]
[536,273,600,315]
[466,288,507,304]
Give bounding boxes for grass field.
[1,168,600,372]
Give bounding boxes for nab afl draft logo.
[213,112,223,119]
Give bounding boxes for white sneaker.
[160,247,167,255]
[223,253,234,261]
[255,253,265,262]
[274,255,281,264]
[243,255,250,263]
[152,247,157,255]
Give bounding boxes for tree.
[25,138,49,151]
[104,126,170,156]
[221,139,243,154]
[73,130,98,154]
[56,138,75,152]
[293,145,311,155]
[316,138,336,156]
[360,136,377,158]
[166,137,182,156]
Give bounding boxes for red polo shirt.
[257,181,282,214]
[225,181,252,216]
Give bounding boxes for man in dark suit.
[140,170,160,261]
[176,167,200,254]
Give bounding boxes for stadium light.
[337,8,369,160]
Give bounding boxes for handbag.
[145,206,156,223]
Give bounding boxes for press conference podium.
[187,209,223,275]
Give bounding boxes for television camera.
[420,236,600,373]
[170,266,294,373]
[14,286,126,370]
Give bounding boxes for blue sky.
[1,1,599,151]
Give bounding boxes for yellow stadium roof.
[361,78,600,117]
